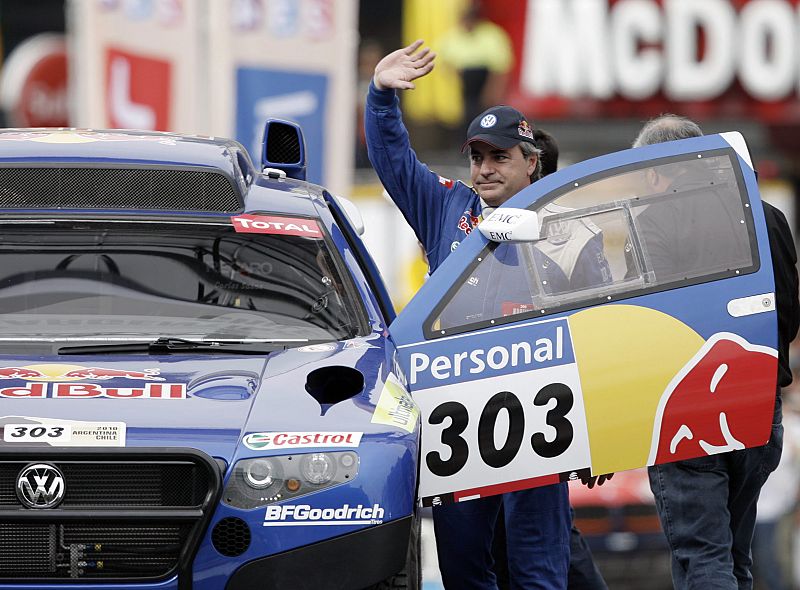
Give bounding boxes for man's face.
[644,168,673,194]
[469,142,536,207]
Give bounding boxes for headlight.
[300,453,335,484]
[244,458,278,489]
[223,451,359,510]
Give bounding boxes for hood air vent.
[0,167,243,212]
[305,366,364,414]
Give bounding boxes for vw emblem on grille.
[16,463,65,509]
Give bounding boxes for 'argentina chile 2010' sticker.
[399,318,591,504]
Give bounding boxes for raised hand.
[373,40,436,91]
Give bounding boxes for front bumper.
[226,515,411,590]
[0,516,412,590]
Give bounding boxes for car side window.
[428,152,756,336]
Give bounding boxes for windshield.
[0,217,366,349]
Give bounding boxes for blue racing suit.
[366,81,606,589]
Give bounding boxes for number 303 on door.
[426,383,574,477]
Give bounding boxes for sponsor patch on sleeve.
[231,214,322,238]
[437,175,454,189]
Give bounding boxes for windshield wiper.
[58,337,290,355]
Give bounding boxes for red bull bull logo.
[0,364,163,382]
[0,364,185,399]
[568,305,778,476]
[649,333,777,464]
[60,367,163,381]
[0,367,47,379]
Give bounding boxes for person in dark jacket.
[634,114,800,590]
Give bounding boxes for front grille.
[0,166,242,212]
[0,462,208,508]
[0,450,220,582]
[0,523,190,579]
[212,517,251,557]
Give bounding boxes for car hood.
[0,339,393,461]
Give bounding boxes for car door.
[389,133,778,507]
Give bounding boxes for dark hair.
[532,129,559,177]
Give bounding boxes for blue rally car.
[0,124,419,589]
[0,121,781,589]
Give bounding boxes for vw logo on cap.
[16,463,65,508]
[480,114,497,128]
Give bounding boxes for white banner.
[68,0,356,193]
[415,363,591,504]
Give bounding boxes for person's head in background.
[461,0,482,31]
[634,114,704,191]
[358,39,384,84]
[633,114,703,147]
[532,129,558,177]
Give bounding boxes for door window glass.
[429,152,756,336]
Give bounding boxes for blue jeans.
[567,513,608,590]
[647,397,784,590]
[433,483,571,589]
[492,507,608,590]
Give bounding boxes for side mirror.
[478,208,540,242]
[332,195,365,236]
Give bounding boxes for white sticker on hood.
[1,416,126,447]
[243,431,362,450]
[297,343,337,353]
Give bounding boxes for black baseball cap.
[461,105,536,152]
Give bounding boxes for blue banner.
[400,318,574,390]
